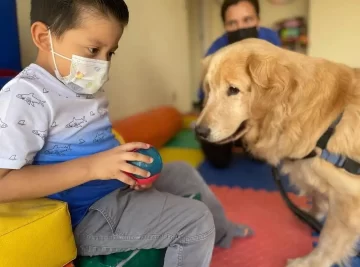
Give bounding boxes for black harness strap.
[297,114,360,174]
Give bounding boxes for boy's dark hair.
[30,0,129,36]
[221,0,260,23]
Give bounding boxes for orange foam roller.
[112,106,182,149]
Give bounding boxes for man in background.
[197,0,281,168]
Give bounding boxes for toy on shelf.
[274,16,308,54]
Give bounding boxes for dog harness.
[301,114,360,174]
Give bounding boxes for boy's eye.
[109,51,116,58]
[88,48,99,54]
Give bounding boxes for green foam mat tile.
[165,129,200,149]
[75,249,166,267]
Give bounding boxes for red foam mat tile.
[210,186,313,267]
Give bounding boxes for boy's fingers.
[121,152,153,164]
[117,142,150,152]
[116,172,137,186]
[120,163,150,178]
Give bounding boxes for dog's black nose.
[195,125,211,139]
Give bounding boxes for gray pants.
[74,161,239,267]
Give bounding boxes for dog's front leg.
[305,192,328,222]
[286,194,359,267]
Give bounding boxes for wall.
[187,0,203,101]
[16,0,37,67]
[307,0,360,68]
[16,0,192,120]
[187,0,224,101]
[259,0,309,28]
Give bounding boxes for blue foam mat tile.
[311,231,319,237]
[335,256,360,266]
[198,154,296,192]
[349,257,360,267]
[312,241,360,267]
[335,256,360,267]
[312,224,360,266]
[313,237,360,266]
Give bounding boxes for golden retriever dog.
[195,38,360,267]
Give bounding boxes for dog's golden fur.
[196,38,360,267]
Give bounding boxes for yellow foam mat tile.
[159,147,204,167]
[182,114,198,129]
[0,198,77,267]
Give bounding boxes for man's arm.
[0,157,91,203]
[268,28,282,47]
[272,32,282,47]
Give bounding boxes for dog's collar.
[290,113,360,175]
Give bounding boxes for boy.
[0,1,253,266]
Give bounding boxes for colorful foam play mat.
[161,115,360,267]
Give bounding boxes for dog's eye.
[227,86,240,96]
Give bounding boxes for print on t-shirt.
[32,129,47,140]
[0,118,7,128]
[16,93,46,107]
[44,145,72,156]
[65,116,88,128]
[0,63,123,227]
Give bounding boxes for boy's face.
[34,12,124,77]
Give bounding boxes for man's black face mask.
[227,26,259,44]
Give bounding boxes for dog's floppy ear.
[247,54,292,91]
[202,55,213,71]
[246,54,296,120]
[200,55,213,81]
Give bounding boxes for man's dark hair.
[30,0,129,37]
[221,0,260,23]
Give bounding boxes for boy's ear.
[31,22,51,52]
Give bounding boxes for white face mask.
[48,30,110,95]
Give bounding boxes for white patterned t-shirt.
[0,64,125,227]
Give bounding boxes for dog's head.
[196,38,293,144]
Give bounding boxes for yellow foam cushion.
[0,198,77,267]
[112,128,126,144]
[159,147,204,167]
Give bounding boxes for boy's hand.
[88,142,153,186]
